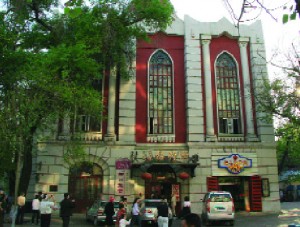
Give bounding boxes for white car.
[201,191,235,226]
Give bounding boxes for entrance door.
[69,163,103,213]
[249,175,262,211]
[144,165,177,201]
[219,177,245,211]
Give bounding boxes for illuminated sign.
[218,154,252,174]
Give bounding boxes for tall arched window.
[148,50,174,135]
[216,53,242,134]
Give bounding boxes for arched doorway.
[68,162,103,213]
[144,165,177,200]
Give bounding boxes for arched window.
[216,53,242,134]
[148,50,174,135]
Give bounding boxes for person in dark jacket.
[104,197,115,227]
[60,193,75,227]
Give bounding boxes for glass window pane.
[216,53,241,134]
[148,50,174,135]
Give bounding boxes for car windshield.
[101,201,120,208]
[144,201,164,207]
[209,194,231,202]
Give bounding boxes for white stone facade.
[28,15,279,214]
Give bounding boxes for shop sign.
[218,154,252,174]
[115,159,131,195]
[116,158,132,170]
[171,184,180,202]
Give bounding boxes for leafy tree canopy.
[0,0,174,196]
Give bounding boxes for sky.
[170,0,299,79]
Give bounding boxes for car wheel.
[230,220,235,226]
[205,219,211,226]
[93,217,99,226]
[86,214,89,222]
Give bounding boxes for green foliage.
[282,3,299,24]
[0,0,174,192]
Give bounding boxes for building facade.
[28,15,280,213]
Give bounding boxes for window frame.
[147,49,175,136]
[214,51,244,136]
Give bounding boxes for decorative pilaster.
[201,35,216,142]
[104,68,117,142]
[239,37,258,142]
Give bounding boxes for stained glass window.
[216,53,242,134]
[148,50,174,134]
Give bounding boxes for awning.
[131,162,199,178]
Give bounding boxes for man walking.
[60,193,75,227]
[32,194,40,225]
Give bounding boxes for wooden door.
[249,175,262,212]
[69,175,102,213]
[207,177,219,191]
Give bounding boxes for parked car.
[201,191,235,226]
[86,200,119,226]
[140,199,172,226]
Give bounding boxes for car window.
[145,201,164,207]
[100,201,120,208]
[209,193,232,202]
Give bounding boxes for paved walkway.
[3,202,300,227]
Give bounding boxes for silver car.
[140,199,172,226]
[201,191,235,226]
[86,200,119,226]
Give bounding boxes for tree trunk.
[19,140,33,195]
[14,134,34,201]
[14,151,24,203]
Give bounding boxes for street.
[4,202,300,227]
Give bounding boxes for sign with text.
[115,159,131,195]
[218,154,252,174]
[172,184,180,202]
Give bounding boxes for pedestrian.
[32,194,40,225]
[119,214,131,227]
[40,194,56,227]
[130,198,141,227]
[168,203,173,227]
[121,197,128,212]
[16,192,26,225]
[181,213,201,227]
[60,193,75,227]
[179,196,191,219]
[0,201,3,227]
[0,191,7,226]
[116,203,126,226]
[156,198,169,227]
[171,193,176,217]
[104,197,115,227]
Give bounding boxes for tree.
[254,43,300,175]
[0,0,174,199]
[223,0,299,27]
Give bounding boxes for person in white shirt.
[40,194,56,227]
[130,198,141,227]
[32,195,40,225]
[171,194,177,217]
[119,214,131,227]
